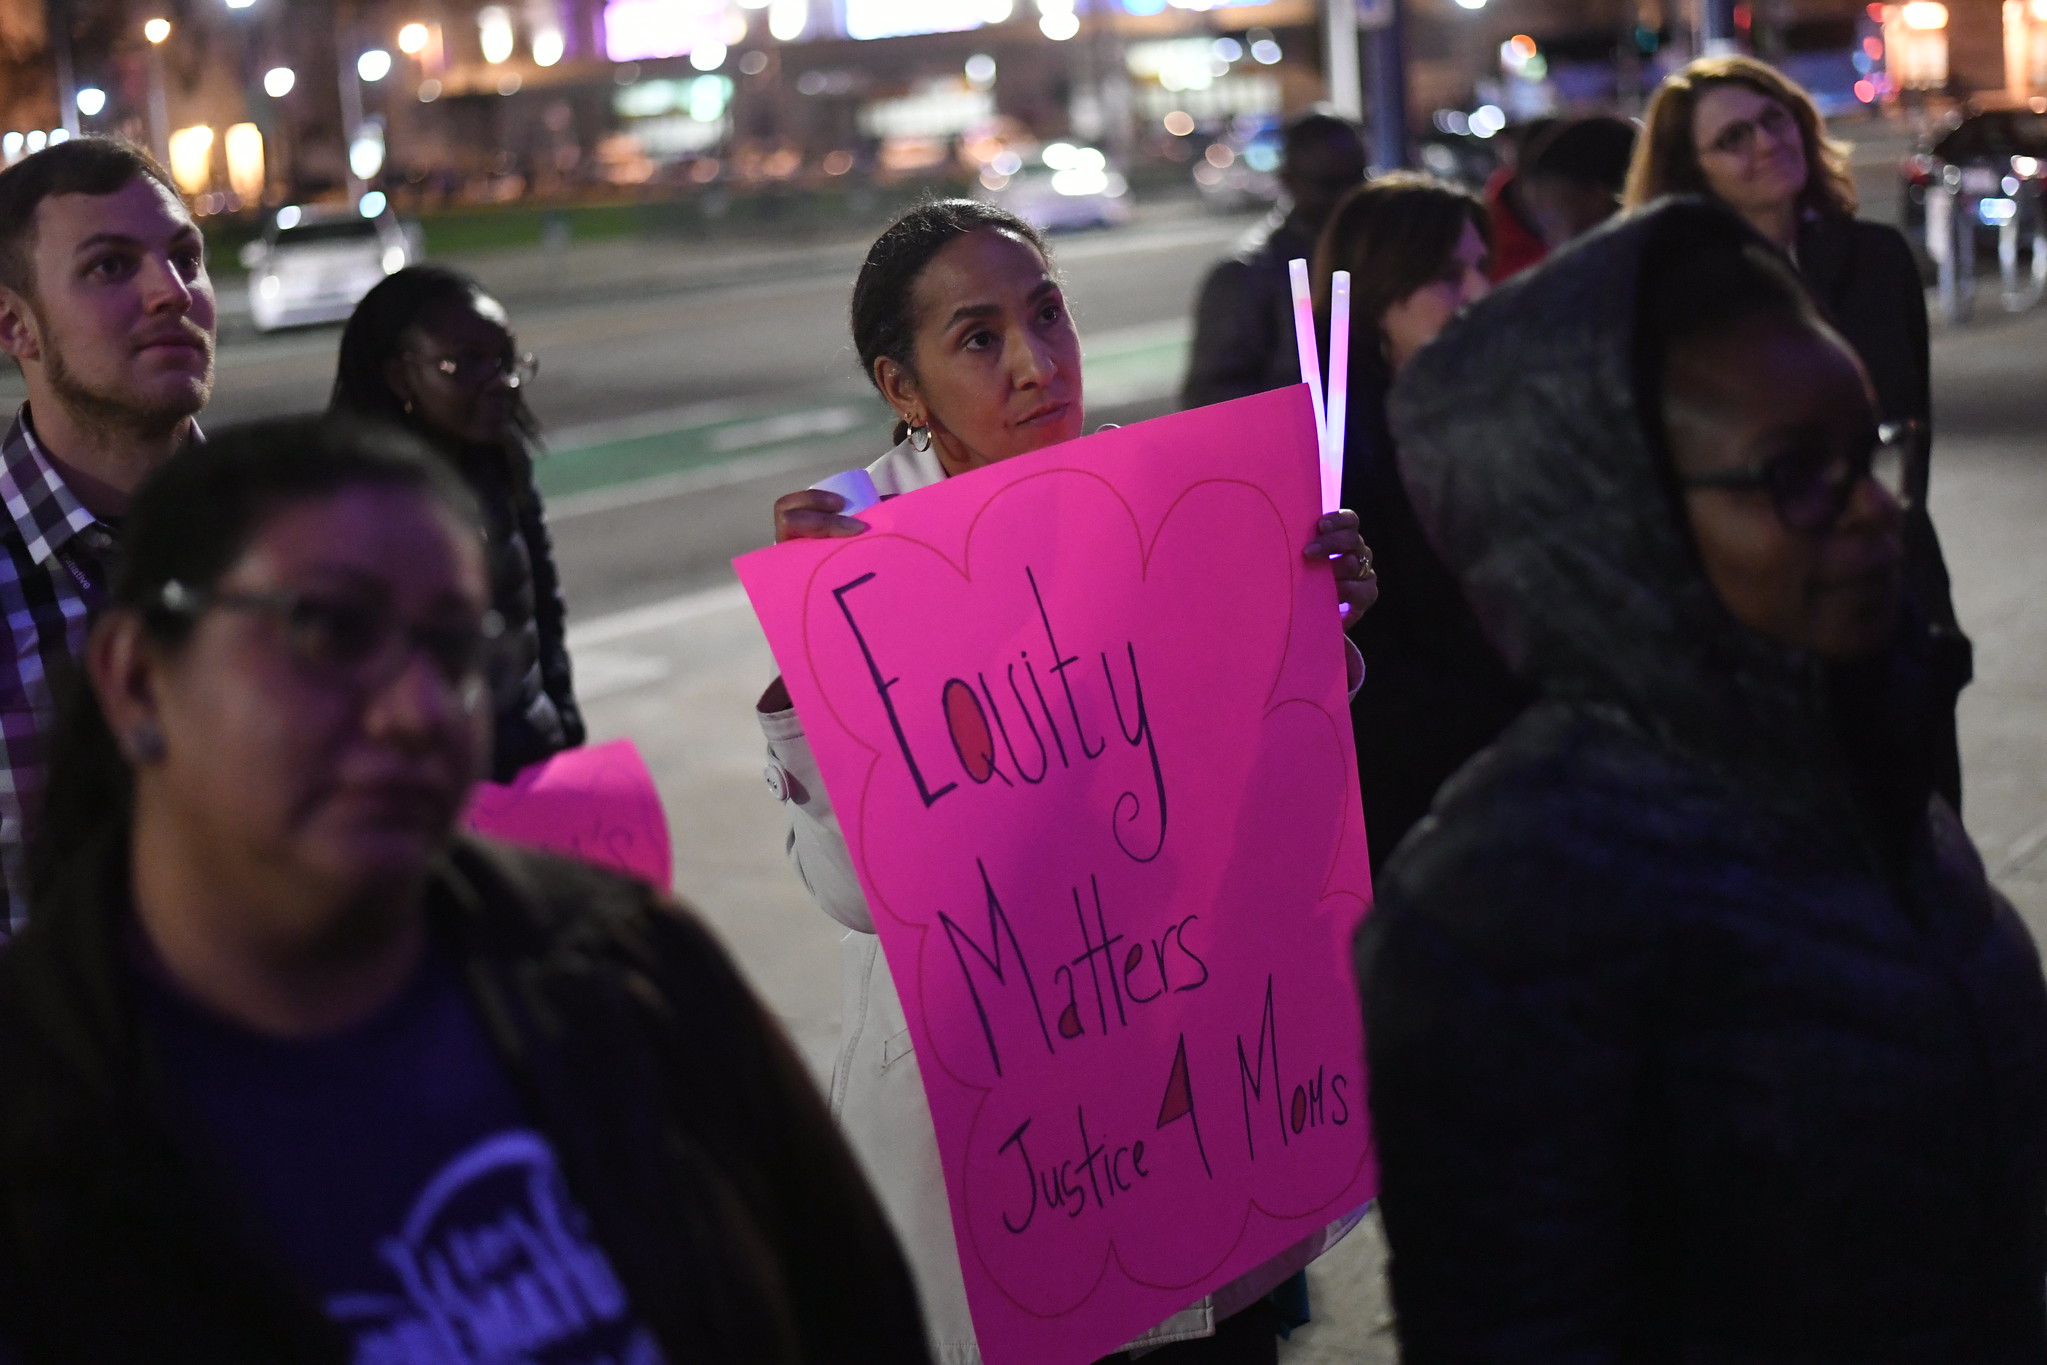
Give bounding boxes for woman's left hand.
[1304,510,1377,632]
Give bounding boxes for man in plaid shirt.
[0,139,213,932]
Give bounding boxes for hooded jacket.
[1354,202,2047,1364]
[0,837,932,1365]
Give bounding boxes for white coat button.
[763,763,789,801]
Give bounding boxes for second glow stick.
[1287,258,1327,470]
[1324,270,1351,514]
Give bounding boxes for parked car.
[240,202,418,333]
[1900,103,2047,264]
[983,142,1132,232]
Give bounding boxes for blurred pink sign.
[464,738,673,890]
[735,388,1376,1365]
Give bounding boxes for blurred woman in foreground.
[0,417,929,1363]
[1359,199,2047,1362]
[1315,174,1525,871]
[760,199,1379,1363]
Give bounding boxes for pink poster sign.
[735,388,1376,1364]
[463,738,673,890]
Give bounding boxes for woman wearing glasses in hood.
[332,265,582,782]
[1626,55,1967,811]
[1356,201,2047,1363]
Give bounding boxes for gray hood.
[1387,200,1849,819]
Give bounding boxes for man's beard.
[41,318,212,442]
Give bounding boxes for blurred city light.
[739,49,769,73]
[1039,9,1080,38]
[224,0,255,9]
[358,49,393,81]
[24,131,46,154]
[263,66,295,97]
[418,79,443,101]
[398,22,431,53]
[167,125,215,194]
[478,6,517,62]
[533,27,567,65]
[1,133,21,161]
[358,190,388,218]
[1469,103,1507,136]
[349,126,385,180]
[691,40,728,69]
[769,0,809,41]
[965,52,996,85]
[224,122,264,199]
[75,88,106,117]
[276,204,301,228]
[1212,36,1242,60]
[606,0,728,59]
[47,130,68,145]
[144,18,172,42]
[1162,109,1194,135]
[1900,1,1947,26]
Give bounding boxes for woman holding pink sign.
[757,200,1379,1364]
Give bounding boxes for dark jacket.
[458,439,585,781]
[1179,210,1317,410]
[0,837,933,1365]
[1341,366,1527,871]
[1357,203,2047,1364]
[1797,212,1970,810]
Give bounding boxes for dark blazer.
[1179,211,1317,410]
[0,838,933,1365]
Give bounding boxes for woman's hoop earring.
[907,424,933,453]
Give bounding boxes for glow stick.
[1324,270,1350,514]
[1287,258,1327,472]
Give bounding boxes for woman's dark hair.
[849,199,1051,444]
[1624,55,1857,219]
[1312,173,1491,368]
[331,263,539,445]
[28,416,482,918]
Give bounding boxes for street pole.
[1323,0,1364,120]
[50,0,79,137]
[335,8,365,202]
[1368,0,1409,170]
[146,40,170,165]
[1700,0,1739,54]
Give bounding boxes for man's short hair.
[0,138,179,300]
[1528,117,1640,197]
[1282,111,1365,168]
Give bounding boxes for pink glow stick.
[1324,270,1350,514]
[1287,258,1327,465]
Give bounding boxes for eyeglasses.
[158,581,506,707]
[414,350,538,391]
[1679,419,1922,533]
[1699,100,1798,160]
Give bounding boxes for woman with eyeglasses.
[1625,56,1969,809]
[332,264,582,782]
[1313,174,1528,874]
[1355,199,2047,1362]
[0,416,932,1361]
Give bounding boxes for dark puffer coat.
[1355,202,2047,1364]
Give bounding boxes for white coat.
[757,436,1362,1363]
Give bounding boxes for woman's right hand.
[774,489,869,543]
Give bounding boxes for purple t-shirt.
[141,943,668,1365]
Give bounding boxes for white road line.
[566,579,754,649]
[548,446,836,521]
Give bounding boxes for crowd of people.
[0,46,2030,1365]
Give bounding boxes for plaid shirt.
[0,407,121,935]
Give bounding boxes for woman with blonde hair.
[1627,54,1969,812]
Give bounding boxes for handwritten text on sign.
[736,388,1376,1364]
